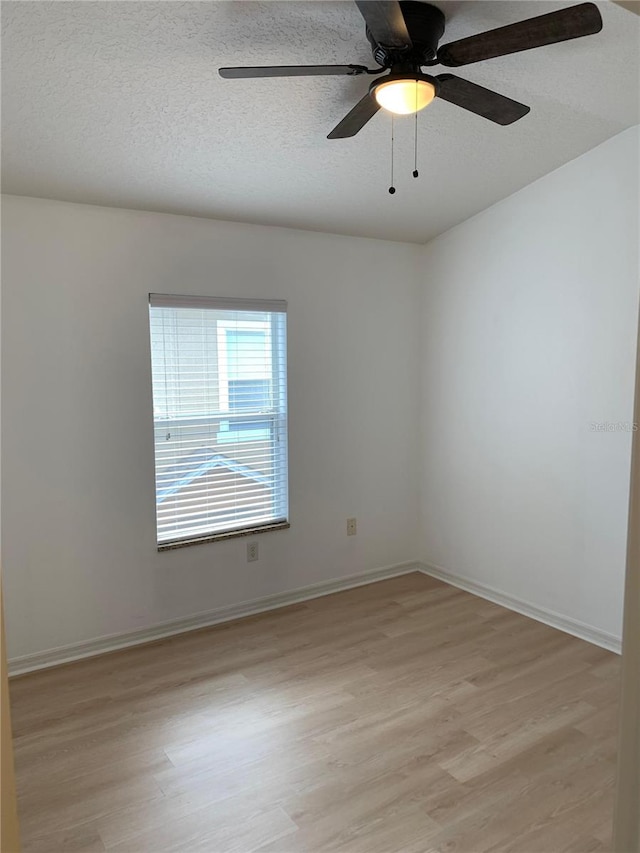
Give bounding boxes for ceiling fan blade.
[436,2,603,67]
[219,64,371,79]
[436,74,530,125]
[354,1,412,48]
[327,93,380,138]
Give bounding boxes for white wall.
[418,126,640,643]
[1,197,421,660]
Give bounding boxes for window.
[149,294,288,549]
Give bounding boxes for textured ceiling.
[1,1,639,243]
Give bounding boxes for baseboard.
[8,561,421,676]
[11,559,620,675]
[418,562,622,654]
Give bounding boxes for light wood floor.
[10,573,620,853]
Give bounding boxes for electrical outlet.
[247,542,259,562]
[347,518,357,536]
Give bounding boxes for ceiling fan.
[219,1,603,138]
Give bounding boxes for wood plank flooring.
[9,573,620,853]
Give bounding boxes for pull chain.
[413,81,419,178]
[388,114,396,194]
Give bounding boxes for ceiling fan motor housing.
[367,2,446,68]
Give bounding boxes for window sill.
[157,520,290,551]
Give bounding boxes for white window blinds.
[149,294,288,548]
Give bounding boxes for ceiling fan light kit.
[219,0,604,187]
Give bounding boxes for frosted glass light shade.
[374,78,436,115]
